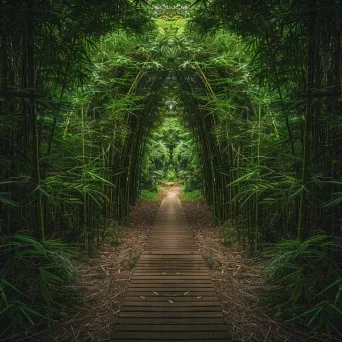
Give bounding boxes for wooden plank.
[115,318,224,324]
[135,266,205,269]
[130,280,212,284]
[112,194,229,341]
[133,262,207,265]
[125,285,215,290]
[119,306,221,312]
[118,311,223,318]
[116,324,227,331]
[134,269,208,272]
[143,249,199,251]
[139,255,203,259]
[133,268,207,271]
[115,337,230,342]
[136,263,205,266]
[125,294,217,303]
[122,301,220,306]
[113,331,231,339]
[131,276,211,280]
[112,340,228,342]
[133,273,209,276]
[124,291,218,297]
[115,324,228,331]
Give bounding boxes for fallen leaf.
[101,265,109,276]
[233,265,241,276]
[183,291,189,296]
[153,291,159,296]
[168,300,174,303]
[140,296,145,299]
[197,296,202,299]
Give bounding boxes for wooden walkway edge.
[112,192,231,341]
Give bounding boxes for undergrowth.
[264,234,342,338]
[182,190,202,201]
[103,221,122,246]
[0,233,79,337]
[220,220,239,246]
[139,190,160,201]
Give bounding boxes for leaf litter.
[182,200,308,342]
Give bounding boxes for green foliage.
[220,221,239,246]
[203,255,214,268]
[182,190,202,201]
[141,117,201,191]
[103,222,122,247]
[0,233,78,337]
[0,0,154,241]
[1,25,166,249]
[1,0,342,338]
[188,0,342,244]
[203,254,221,269]
[128,251,139,269]
[264,235,342,336]
[139,190,160,201]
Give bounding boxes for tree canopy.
[1,0,342,339]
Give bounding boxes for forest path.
[112,191,231,341]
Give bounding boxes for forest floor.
[10,187,332,342]
[181,200,310,342]
[11,201,161,342]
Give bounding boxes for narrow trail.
[112,191,231,341]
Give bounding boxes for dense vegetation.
[141,117,201,191]
[0,0,341,339]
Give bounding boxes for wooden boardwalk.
[112,192,231,341]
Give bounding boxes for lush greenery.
[188,0,342,337]
[0,0,162,336]
[1,0,341,339]
[139,190,161,201]
[264,235,342,336]
[141,117,201,191]
[181,190,202,201]
[0,233,77,336]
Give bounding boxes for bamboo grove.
[1,0,342,338]
[0,0,164,249]
[189,0,342,245]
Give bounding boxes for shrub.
[264,234,342,337]
[139,190,160,201]
[182,190,202,201]
[220,220,239,246]
[0,233,78,337]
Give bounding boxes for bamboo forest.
[0,0,342,341]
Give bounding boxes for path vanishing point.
[112,192,231,341]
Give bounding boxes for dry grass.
[181,201,315,342]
